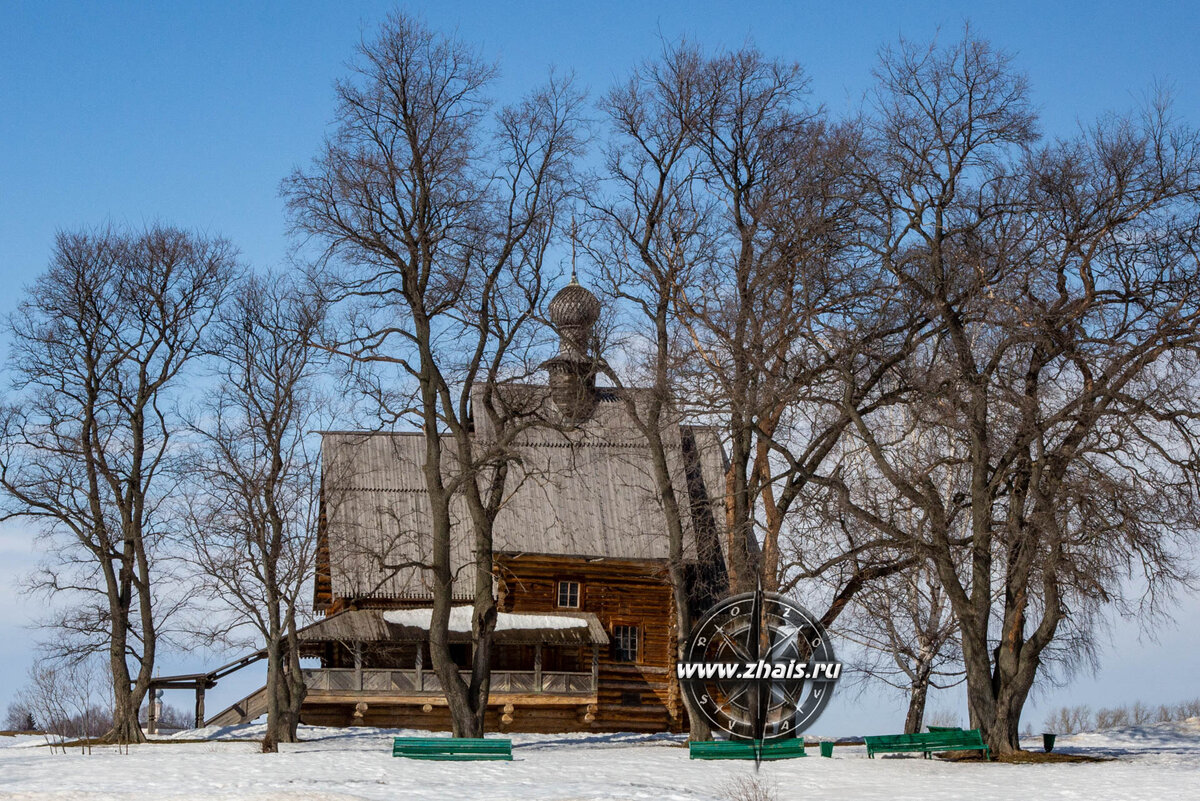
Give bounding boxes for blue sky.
[1,1,1199,734]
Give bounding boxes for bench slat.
[863,729,990,761]
[393,737,513,761]
[689,739,807,760]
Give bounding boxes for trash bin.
[1042,733,1056,753]
[820,741,834,758]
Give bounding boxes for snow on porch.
[383,608,588,632]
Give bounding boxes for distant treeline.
[1043,699,1200,734]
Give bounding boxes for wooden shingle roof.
[319,390,728,602]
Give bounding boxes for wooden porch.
[298,666,600,731]
[301,666,597,698]
[292,608,607,731]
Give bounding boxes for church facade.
[295,281,731,733]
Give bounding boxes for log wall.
[305,553,688,733]
[495,554,684,733]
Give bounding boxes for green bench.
[689,739,807,760]
[863,729,990,761]
[926,725,962,732]
[392,736,513,761]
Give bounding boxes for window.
[557,580,580,608]
[612,625,639,662]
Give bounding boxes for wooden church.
[294,280,732,733]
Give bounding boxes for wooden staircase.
[205,685,270,727]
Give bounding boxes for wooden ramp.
[205,685,269,727]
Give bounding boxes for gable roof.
[318,390,728,603]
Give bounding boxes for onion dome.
[549,278,601,333]
[548,277,600,360]
[542,277,602,423]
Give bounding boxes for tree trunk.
[656,433,710,742]
[108,686,145,744]
[262,658,306,752]
[723,465,754,593]
[104,605,147,744]
[107,679,146,743]
[428,511,478,738]
[467,594,497,737]
[262,638,282,753]
[659,442,710,741]
[957,621,1034,755]
[282,614,307,743]
[903,670,931,734]
[262,589,307,751]
[673,575,711,742]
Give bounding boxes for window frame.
[556,579,581,609]
[611,623,641,663]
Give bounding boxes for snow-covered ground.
[1,719,1197,801]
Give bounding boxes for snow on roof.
[383,607,588,632]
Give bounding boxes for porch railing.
[302,667,595,696]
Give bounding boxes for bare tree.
[821,31,1200,753]
[792,412,967,732]
[0,226,236,743]
[17,656,110,753]
[4,702,37,732]
[283,13,584,737]
[585,42,930,740]
[1043,705,1093,735]
[184,273,323,752]
[19,667,73,753]
[652,44,911,603]
[584,41,718,740]
[674,46,828,592]
[838,561,963,733]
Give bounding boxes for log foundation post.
[194,686,206,729]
